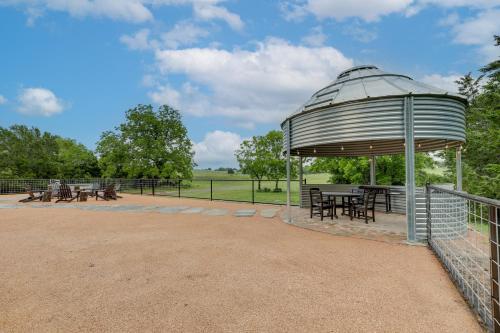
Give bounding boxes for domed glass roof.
[296,65,465,114]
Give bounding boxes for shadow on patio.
[285,206,407,244]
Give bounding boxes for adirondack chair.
[18,186,43,202]
[95,184,118,201]
[56,184,78,203]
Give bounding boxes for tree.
[310,153,441,186]
[236,130,296,190]
[455,73,482,101]
[0,125,60,178]
[235,137,267,190]
[96,104,194,179]
[441,35,500,199]
[0,125,99,179]
[55,137,100,178]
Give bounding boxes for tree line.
[0,104,194,180]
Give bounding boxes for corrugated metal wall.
[282,95,466,155]
[289,98,405,149]
[413,97,466,142]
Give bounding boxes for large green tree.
[235,136,268,190]
[310,153,441,186]
[96,104,194,179]
[0,125,59,178]
[236,130,296,190]
[0,125,99,179]
[442,35,500,199]
[55,137,100,178]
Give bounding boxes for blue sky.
[0,0,498,168]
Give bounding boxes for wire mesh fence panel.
[212,180,253,203]
[427,185,500,331]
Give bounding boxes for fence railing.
[0,178,303,206]
[426,184,500,332]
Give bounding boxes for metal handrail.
[427,184,500,207]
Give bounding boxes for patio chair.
[309,188,333,221]
[351,190,377,223]
[18,186,43,202]
[56,184,78,203]
[96,184,118,201]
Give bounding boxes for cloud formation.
[0,94,7,105]
[17,87,65,116]
[420,74,461,93]
[193,130,243,168]
[281,0,500,22]
[151,38,353,126]
[0,0,243,28]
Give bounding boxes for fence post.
[152,180,155,196]
[490,206,500,332]
[140,179,143,195]
[210,180,213,201]
[178,180,181,198]
[252,180,255,204]
[304,178,307,185]
[426,183,431,243]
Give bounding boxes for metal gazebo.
[281,65,467,242]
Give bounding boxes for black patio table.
[322,191,360,219]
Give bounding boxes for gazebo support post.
[286,120,291,223]
[370,156,376,185]
[456,147,462,191]
[404,96,416,242]
[299,156,303,207]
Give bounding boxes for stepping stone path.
[0,204,19,209]
[158,206,189,214]
[203,209,228,216]
[181,207,205,214]
[260,208,280,218]
[234,209,256,217]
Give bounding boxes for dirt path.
[0,194,483,332]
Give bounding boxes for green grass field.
[128,170,331,205]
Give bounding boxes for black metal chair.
[351,190,377,223]
[309,188,334,221]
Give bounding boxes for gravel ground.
[0,194,483,332]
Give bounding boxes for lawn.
[139,171,332,205]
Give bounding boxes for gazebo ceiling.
[282,65,467,157]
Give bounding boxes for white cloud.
[162,21,210,49]
[281,0,500,22]
[192,1,243,30]
[0,0,243,28]
[193,130,243,168]
[438,12,460,26]
[120,29,154,50]
[152,37,353,126]
[148,84,182,107]
[420,74,461,93]
[343,23,377,43]
[0,0,154,23]
[303,0,413,22]
[17,87,65,116]
[0,95,7,105]
[301,26,326,47]
[450,9,500,62]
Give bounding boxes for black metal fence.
[426,184,500,331]
[0,178,303,206]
